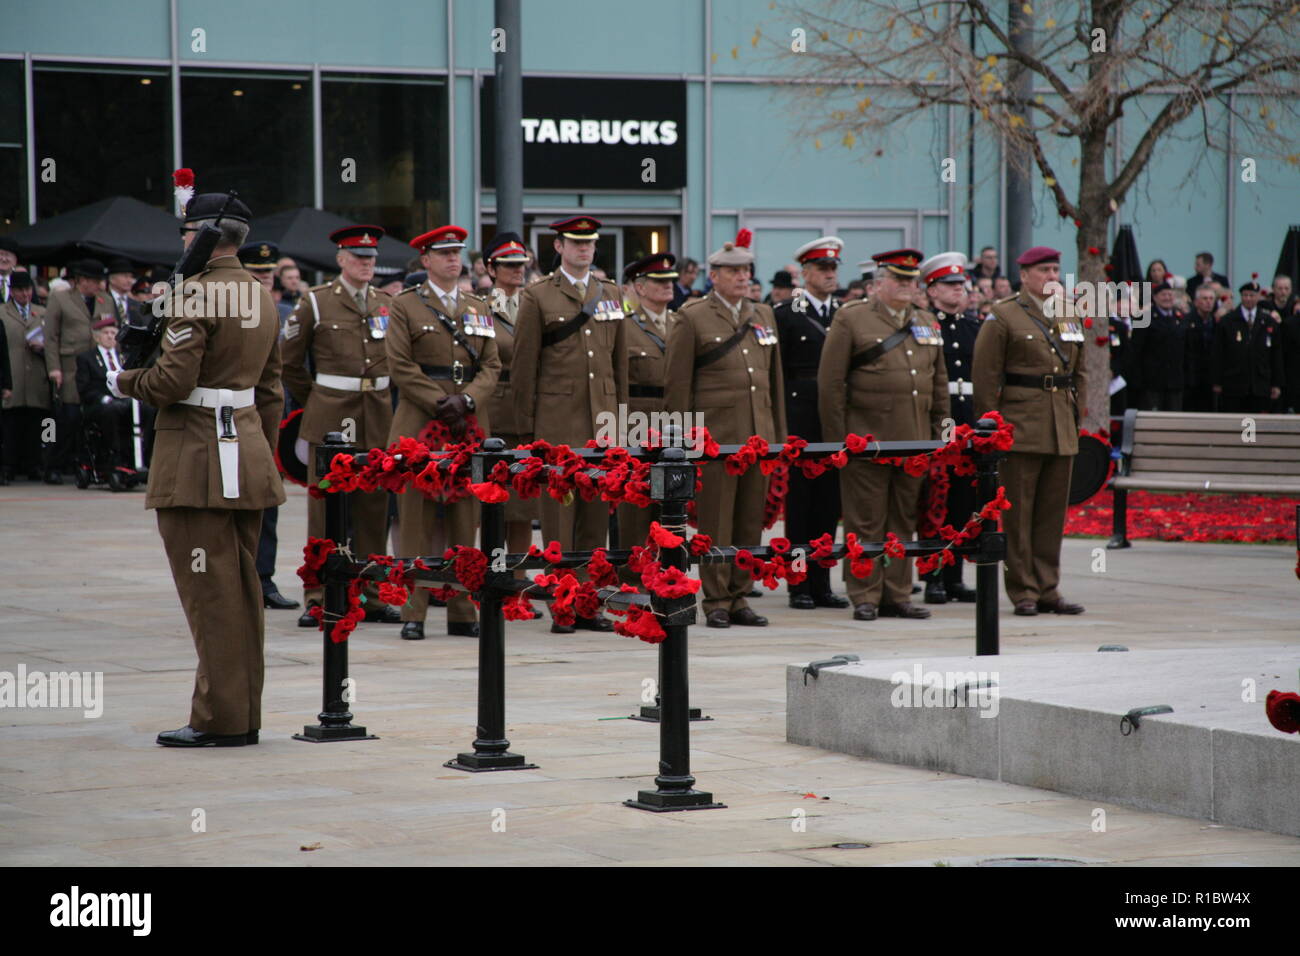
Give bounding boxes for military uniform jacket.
[1183,312,1215,388]
[386,283,502,442]
[1211,307,1284,398]
[775,291,836,443]
[1,299,49,409]
[936,308,980,428]
[511,272,628,445]
[665,294,785,445]
[1129,308,1188,392]
[818,296,949,444]
[115,255,286,510]
[43,286,116,403]
[972,291,1087,456]
[625,306,675,416]
[485,287,521,435]
[281,279,394,449]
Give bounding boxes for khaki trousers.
[397,490,480,625]
[157,507,264,735]
[696,461,766,614]
[839,460,922,607]
[999,451,1073,604]
[304,443,391,605]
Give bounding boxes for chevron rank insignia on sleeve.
[165,326,193,346]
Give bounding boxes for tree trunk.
[1076,128,1112,435]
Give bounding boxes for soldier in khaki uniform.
[512,216,628,633]
[818,249,949,621]
[109,190,285,746]
[282,225,399,626]
[617,252,680,567]
[665,235,785,627]
[972,245,1086,616]
[1,272,50,481]
[43,258,115,483]
[387,225,502,639]
[482,231,538,566]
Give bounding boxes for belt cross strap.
[848,326,910,370]
[541,280,603,348]
[179,386,256,499]
[694,321,752,369]
[1004,372,1074,391]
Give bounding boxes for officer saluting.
[819,249,948,621]
[665,232,785,628]
[972,245,1087,616]
[282,225,400,627]
[512,216,628,633]
[617,252,680,564]
[775,236,849,610]
[108,188,285,747]
[919,251,980,604]
[387,225,501,639]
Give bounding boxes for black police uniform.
[923,307,981,598]
[775,292,842,605]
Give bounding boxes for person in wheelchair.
[75,318,144,489]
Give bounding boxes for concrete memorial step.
[787,646,1300,837]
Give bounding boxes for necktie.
[355,290,366,312]
[106,349,118,372]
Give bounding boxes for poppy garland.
[1066,489,1297,543]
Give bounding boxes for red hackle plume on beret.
[172,168,195,217]
[735,229,753,249]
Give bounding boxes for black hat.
[0,236,19,256]
[148,265,170,284]
[1240,275,1262,293]
[8,270,33,290]
[1152,280,1173,294]
[238,240,279,271]
[371,270,403,287]
[330,224,384,257]
[770,270,795,289]
[131,276,151,294]
[70,258,107,279]
[403,270,428,289]
[106,257,134,275]
[183,192,252,224]
[484,231,530,264]
[623,252,678,284]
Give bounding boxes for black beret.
[0,236,19,255]
[183,192,252,224]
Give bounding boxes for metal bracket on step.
[1120,704,1173,735]
[803,654,860,685]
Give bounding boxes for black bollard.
[446,437,535,771]
[295,433,377,742]
[626,447,724,812]
[972,418,1006,657]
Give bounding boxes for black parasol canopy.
[8,196,181,267]
[246,207,412,275]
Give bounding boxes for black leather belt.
[1004,372,1074,390]
[420,363,477,383]
[629,384,664,399]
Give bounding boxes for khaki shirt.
[664,295,785,444]
[818,296,949,443]
[281,279,394,449]
[386,283,502,444]
[116,255,285,510]
[625,306,676,416]
[43,286,116,403]
[972,291,1087,456]
[511,272,628,444]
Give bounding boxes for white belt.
[316,373,390,392]
[948,380,973,396]
[179,386,255,499]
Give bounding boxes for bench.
[1106,408,1300,548]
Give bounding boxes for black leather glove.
[435,393,471,439]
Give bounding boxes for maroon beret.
[1016,245,1061,267]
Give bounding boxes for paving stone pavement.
[2,480,1298,866]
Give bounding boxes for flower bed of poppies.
[1065,489,1298,543]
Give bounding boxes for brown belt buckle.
[360,378,374,392]
[452,360,464,386]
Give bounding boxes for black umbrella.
[9,196,181,267]
[1107,224,1142,285]
[247,207,412,275]
[1274,224,1300,285]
